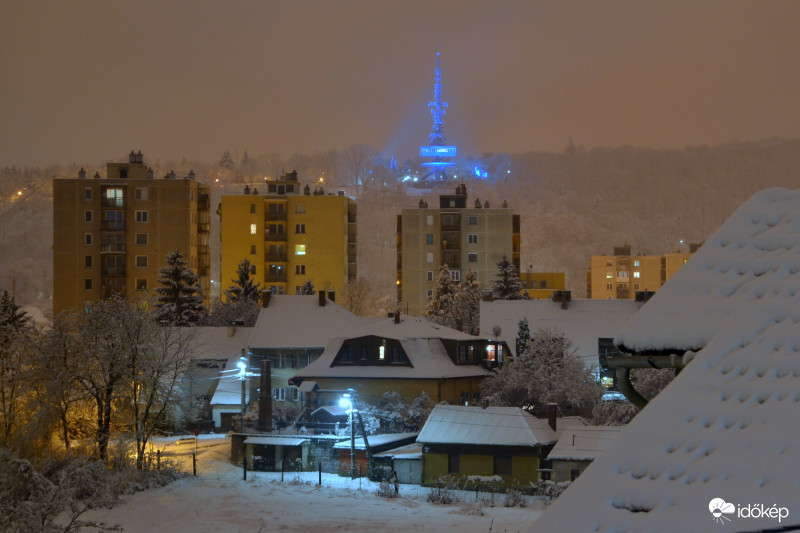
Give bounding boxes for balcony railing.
[265,211,287,221]
[101,199,124,208]
[101,221,125,231]
[102,267,126,276]
[100,244,126,253]
[265,273,287,282]
[266,252,287,262]
[265,231,287,242]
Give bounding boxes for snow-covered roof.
[243,436,308,446]
[534,188,800,532]
[333,432,418,450]
[190,326,254,359]
[248,295,372,349]
[344,313,480,342]
[373,442,423,459]
[417,405,560,447]
[311,404,348,418]
[547,426,622,462]
[480,299,640,366]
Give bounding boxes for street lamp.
[339,393,356,479]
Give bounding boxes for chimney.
[129,150,136,163]
[547,403,558,431]
[259,291,271,308]
[78,167,86,179]
[318,290,326,307]
[394,310,400,324]
[327,290,335,302]
[257,359,272,432]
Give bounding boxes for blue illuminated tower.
[420,50,457,182]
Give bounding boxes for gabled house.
[546,426,621,482]
[416,404,586,486]
[289,314,510,411]
[534,188,800,532]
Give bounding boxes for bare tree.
[340,277,380,316]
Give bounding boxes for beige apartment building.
[53,151,211,315]
[397,184,520,316]
[218,172,357,297]
[586,244,699,299]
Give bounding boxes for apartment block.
[586,244,700,299]
[53,151,211,315]
[218,172,356,297]
[397,184,520,317]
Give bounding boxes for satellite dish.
[492,325,501,338]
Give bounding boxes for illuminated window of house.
[379,345,385,360]
[606,272,613,279]
[633,271,640,278]
[295,244,306,255]
[633,260,640,267]
[250,223,257,234]
[486,344,496,361]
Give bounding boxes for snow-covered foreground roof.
[480,299,640,366]
[418,405,562,447]
[191,326,253,359]
[547,426,621,462]
[534,188,800,532]
[248,295,372,349]
[333,432,418,450]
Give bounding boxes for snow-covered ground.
[81,435,545,532]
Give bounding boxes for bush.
[376,480,397,498]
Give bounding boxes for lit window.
[468,234,478,244]
[606,273,613,279]
[136,256,148,268]
[633,271,640,278]
[135,210,148,223]
[379,346,385,360]
[247,223,256,235]
[633,260,640,267]
[295,244,306,255]
[426,252,433,263]
[486,344,496,361]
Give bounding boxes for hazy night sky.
[3,0,800,167]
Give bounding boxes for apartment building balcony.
[265,273,287,282]
[101,221,125,231]
[266,251,287,262]
[442,251,460,269]
[101,198,124,208]
[265,211,287,221]
[102,267,126,276]
[100,244,126,254]
[265,230,287,242]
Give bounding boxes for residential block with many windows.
[218,171,356,297]
[586,244,700,299]
[397,184,520,316]
[53,151,211,315]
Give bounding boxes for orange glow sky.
[3,0,800,166]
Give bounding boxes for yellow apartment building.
[218,172,356,297]
[586,244,699,299]
[519,272,566,299]
[53,151,211,315]
[397,184,520,317]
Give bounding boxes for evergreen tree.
[298,279,315,295]
[0,290,33,446]
[224,258,261,302]
[154,249,205,326]
[425,264,456,327]
[491,254,523,299]
[452,268,481,335]
[516,317,531,355]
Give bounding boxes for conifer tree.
[491,254,523,299]
[452,268,481,335]
[516,317,531,355]
[298,279,315,295]
[154,249,205,326]
[425,263,456,327]
[224,258,261,302]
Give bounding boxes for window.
[449,270,460,282]
[135,210,148,223]
[633,271,640,278]
[392,346,402,363]
[360,346,367,361]
[84,188,92,200]
[634,283,640,290]
[468,234,478,244]
[426,252,433,263]
[606,260,613,267]
[494,456,512,476]
[633,260,640,267]
[136,279,147,291]
[468,215,478,225]
[250,244,257,255]
[272,388,286,402]
[84,279,92,290]
[570,468,581,481]
[295,203,305,214]
[136,256,148,268]
[606,272,613,279]
[618,271,629,278]
[379,345,385,360]
[448,454,460,474]
[486,344,496,361]
[135,233,147,246]
[292,388,300,401]
[84,256,92,268]
[341,346,354,363]
[251,265,256,275]
[119,168,128,179]
[84,233,92,245]
[295,244,306,255]
[442,214,459,228]
[84,210,93,222]
[426,271,433,281]
[540,280,548,289]
[295,224,306,234]
[458,345,467,363]
[606,283,613,290]
[103,187,124,207]
[426,290,433,299]
[426,215,433,226]
[250,203,256,213]
[468,253,478,263]
[135,187,148,201]
[426,234,434,245]
[296,265,305,275]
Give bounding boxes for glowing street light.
[339,392,357,479]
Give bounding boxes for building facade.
[519,272,566,299]
[585,244,698,299]
[53,151,211,315]
[397,185,520,316]
[219,172,357,297]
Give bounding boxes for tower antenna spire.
[419,49,457,183]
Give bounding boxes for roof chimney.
[318,290,326,307]
[547,403,558,431]
[78,168,86,179]
[259,291,271,308]
[129,150,136,163]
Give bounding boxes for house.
[534,188,800,532]
[332,432,418,478]
[289,313,511,413]
[416,404,586,487]
[546,426,621,482]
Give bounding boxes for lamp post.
[339,393,356,479]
